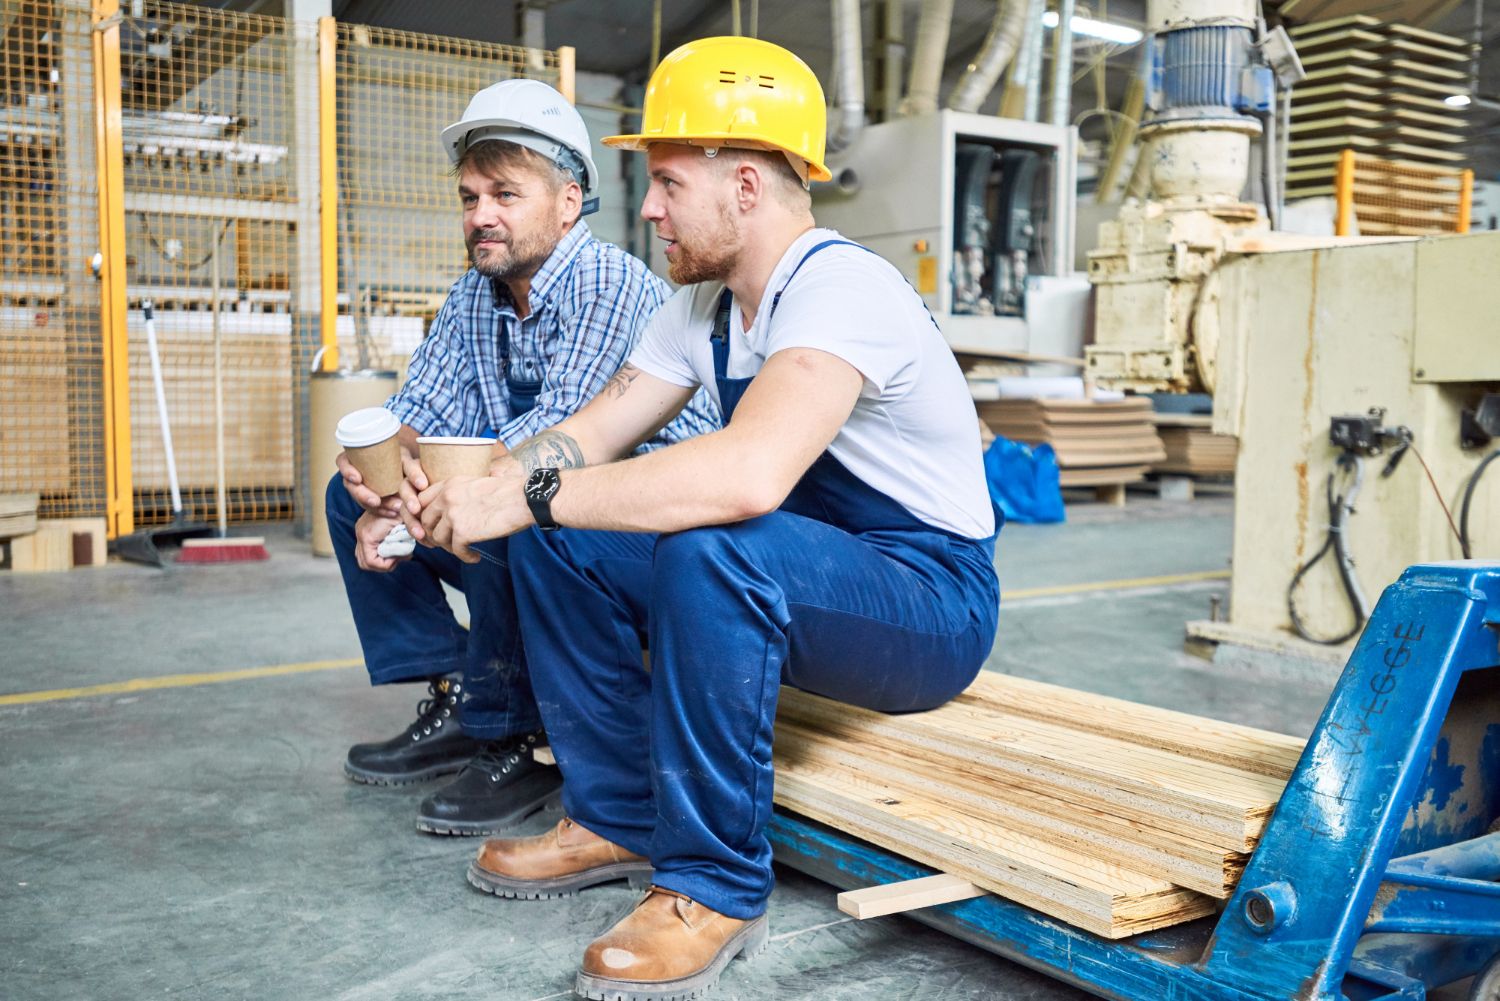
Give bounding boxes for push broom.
[177,234,268,563]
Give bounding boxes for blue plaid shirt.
[386,222,719,450]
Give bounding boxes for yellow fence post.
[318,15,339,371]
[1333,149,1356,238]
[558,45,576,103]
[92,0,132,538]
[1458,169,1473,234]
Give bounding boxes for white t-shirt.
[628,228,995,540]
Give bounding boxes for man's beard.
[467,226,554,281]
[664,200,740,286]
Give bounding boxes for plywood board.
[773,759,1214,938]
[1300,47,1380,68]
[10,524,73,573]
[1288,14,1381,36]
[837,874,988,919]
[777,687,1285,853]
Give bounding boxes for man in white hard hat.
[326,78,718,837]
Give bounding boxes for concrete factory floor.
[3,493,1451,1000]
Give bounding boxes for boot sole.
[416,787,564,836]
[343,759,468,787]
[574,912,769,1001]
[466,859,655,900]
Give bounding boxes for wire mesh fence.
[0,0,568,535]
[332,23,561,375]
[1335,150,1474,237]
[0,0,106,521]
[119,1,300,526]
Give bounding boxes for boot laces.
[407,678,459,742]
[468,732,543,782]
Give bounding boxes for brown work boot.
[576,887,769,1001]
[466,816,653,900]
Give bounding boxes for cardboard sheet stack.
[1285,15,1471,200]
[1152,415,1238,477]
[974,396,1166,487]
[773,673,1305,938]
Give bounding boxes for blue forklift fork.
[768,561,1500,1000]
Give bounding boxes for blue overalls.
[508,241,1002,919]
[323,280,546,739]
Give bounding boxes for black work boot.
[416,731,563,836]
[344,675,482,786]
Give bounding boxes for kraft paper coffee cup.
[336,408,403,497]
[417,436,496,484]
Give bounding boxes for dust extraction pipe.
[947,0,1029,113]
[826,0,866,152]
[898,0,954,117]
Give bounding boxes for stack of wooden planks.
[975,396,1166,488]
[1286,15,1471,200]
[1152,415,1238,476]
[0,493,39,539]
[773,673,1305,938]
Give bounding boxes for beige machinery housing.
[1191,233,1500,658]
[1086,0,1499,663]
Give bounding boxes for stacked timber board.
[773,673,1304,938]
[975,396,1166,487]
[0,493,39,539]
[1152,415,1238,476]
[1286,15,1471,198]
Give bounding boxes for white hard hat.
[441,78,601,215]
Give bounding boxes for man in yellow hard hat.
[399,36,1000,998]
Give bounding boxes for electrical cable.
[1288,453,1368,645]
[1459,447,1500,559]
[1406,439,1464,550]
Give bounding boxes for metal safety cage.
[0,0,109,524]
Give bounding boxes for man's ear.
[559,180,583,226]
[735,161,764,212]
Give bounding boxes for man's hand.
[415,473,533,563]
[354,510,412,572]
[337,450,404,517]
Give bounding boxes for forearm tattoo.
[602,363,641,400]
[512,429,586,473]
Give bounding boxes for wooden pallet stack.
[1153,415,1238,477]
[1285,15,1472,200]
[773,673,1304,937]
[974,397,1166,488]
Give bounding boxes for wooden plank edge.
[837,873,989,919]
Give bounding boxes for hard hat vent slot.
[758,75,774,89]
[718,70,737,84]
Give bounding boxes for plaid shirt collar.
[488,220,592,317]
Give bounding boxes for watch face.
[525,468,560,502]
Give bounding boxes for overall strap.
[768,239,872,319]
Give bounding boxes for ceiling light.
[1042,11,1145,45]
[1445,93,1472,107]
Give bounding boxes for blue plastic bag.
[983,434,1066,524]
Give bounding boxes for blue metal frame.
[770,561,1500,1001]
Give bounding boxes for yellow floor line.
[3,570,1230,708]
[0,658,364,707]
[1001,568,1230,601]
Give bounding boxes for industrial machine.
[1081,0,1498,660]
[812,110,1080,359]
[772,559,1500,1001]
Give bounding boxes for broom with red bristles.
[175,242,269,565]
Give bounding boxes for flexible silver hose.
[898,0,954,117]
[948,0,1029,113]
[826,0,866,152]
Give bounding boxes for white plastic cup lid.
[335,407,401,448]
[416,436,497,446]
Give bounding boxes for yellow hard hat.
[602,37,832,183]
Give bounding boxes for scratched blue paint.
[1419,738,1466,812]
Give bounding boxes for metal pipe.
[211,234,227,536]
[1050,0,1076,126]
[948,0,1029,113]
[1262,81,1278,229]
[811,166,861,197]
[898,0,953,117]
[826,0,866,152]
[1023,0,1046,121]
[732,0,742,36]
[651,0,662,72]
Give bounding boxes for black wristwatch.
[523,468,562,531]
